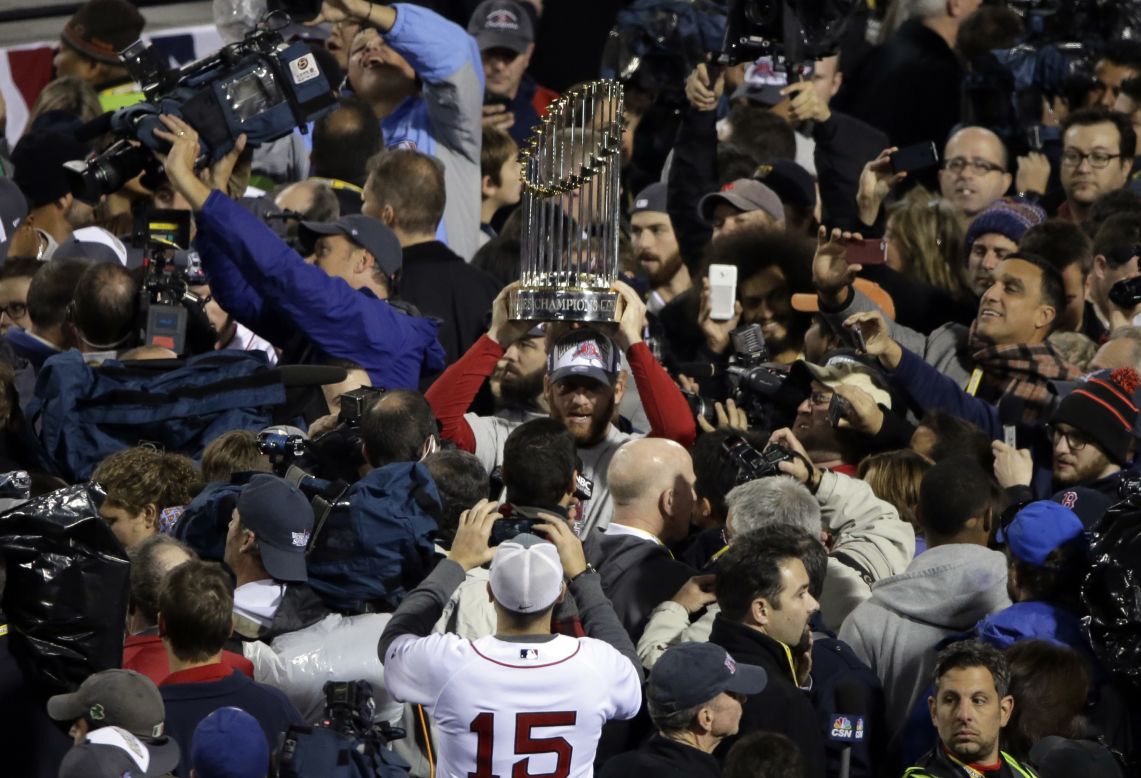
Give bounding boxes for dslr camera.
[722,434,796,485]
[66,16,337,202]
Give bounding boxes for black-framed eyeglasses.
[1048,424,1090,451]
[1060,149,1123,169]
[0,302,26,319]
[943,157,1006,175]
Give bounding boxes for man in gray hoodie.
[838,455,1011,752]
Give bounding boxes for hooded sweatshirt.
[838,543,1011,745]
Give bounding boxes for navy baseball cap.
[996,500,1085,567]
[191,707,269,778]
[298,214,403,278]
[236,474,314,583]
[467,0,534,54]
[1050,486,1112,531]
[546,330,621,387]
[649,642,766,712]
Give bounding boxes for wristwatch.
[569,564,598,583]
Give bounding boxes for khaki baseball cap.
[699,179,785,224]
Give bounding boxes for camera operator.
[425,281,696,535]
[156,116,445,391]
[7,130,125,262]
[315,0,483,260]
[224,475,328,643]
[790,352,900,474]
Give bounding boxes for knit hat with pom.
[1051,368,1141,465]
[965,198,1046,253]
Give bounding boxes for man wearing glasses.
[937,127,1013,219]
[1059,107,1136,224]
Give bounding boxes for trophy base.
[510,288,618,322]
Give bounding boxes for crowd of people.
[2,0,1141,776]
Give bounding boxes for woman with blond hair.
[883,186,969,299]
[858,449,932,554]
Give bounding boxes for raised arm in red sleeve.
[424,334,504,452]
[626,341,697,449]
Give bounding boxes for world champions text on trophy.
[510,80,624,322]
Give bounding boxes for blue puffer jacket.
[194,190,445,389]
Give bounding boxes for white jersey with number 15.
[384,632,642,778]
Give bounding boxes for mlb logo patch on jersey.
[519,648,540,660]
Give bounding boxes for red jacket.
[425,335,696,452]
[123,633,254,686]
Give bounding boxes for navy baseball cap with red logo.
[547,330,621,386]
[649,642,767,712]
[468,0,534,54]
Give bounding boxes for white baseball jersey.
[384,632,642,778]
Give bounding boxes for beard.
[499,367,545,409]
[1053,449,1112,486]
[559,392,616,447]
[643,250,684,287]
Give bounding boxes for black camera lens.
[682,390,717,425]
[64,140,150,204]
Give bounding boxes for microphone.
[828,679,869,778]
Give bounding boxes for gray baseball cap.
[298,214,403,278]
[699,179,785,224]
[467,0,534,54]
[630,182,668,215]
[48,669,166,739]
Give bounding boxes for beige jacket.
[637,471,914,668]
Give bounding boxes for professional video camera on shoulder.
[277,680,411,778]
[134,208,218,355]
[258,387,388,483]
[65,12,337,202]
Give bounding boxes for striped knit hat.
[965,198,1046,253]
[1051,368,1141,465]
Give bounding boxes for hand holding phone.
[844,238,887,266]
[827,394,852,428]
[708,264,738,321]
[889,141,939,174]
[845,321,867,352]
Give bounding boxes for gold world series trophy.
[510,80,624,322]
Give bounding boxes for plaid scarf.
[969,326,1081,421]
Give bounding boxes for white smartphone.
[708,264,738,321]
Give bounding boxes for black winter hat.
[1051,368,1141,466]
[11,131,88,208]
